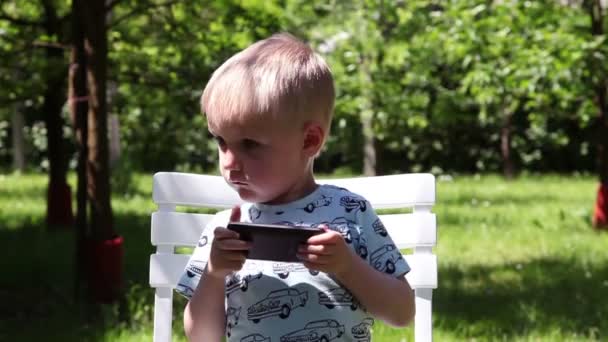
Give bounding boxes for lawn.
[1,172,607,341]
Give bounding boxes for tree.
[41,0,73,227]
[0,0,74,227]
[587,0,608,228]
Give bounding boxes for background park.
[1,1,608,341]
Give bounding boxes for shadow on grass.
[436,258,608,339]
[0,212,164,342]
[2,210,606,341]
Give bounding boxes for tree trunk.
[588,0,608,229]
[80,0,124,304]
[83,0,114,240]
[69,0,89,301]
[359,53,376,176]
[361,109,376,177]
[500,108,515,179]
[42,0,73,228]
[356,1,378,177]
[11,109,25,172]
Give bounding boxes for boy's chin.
[235,187,280,204]
[235,187,264,202]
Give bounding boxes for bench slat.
[151,212,214,246]
[320,174,436,208]
[153,172,435,209]
[380,213,437,249]
[149,253,437,289]
[151,212,436,249]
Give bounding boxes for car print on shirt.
[272,262,319,279]
[176,283,195,298]
[318,287,360,311]
[372,219,388,237]
[301,195,333,213]
[226,272,263,297]
[312,217,356,243]
[351,318,374,342]
[197,234,208,247]
[339,196,367,213]
[280,319,345,342]
[247,288,308,323]
[226,306,241,337]
[249,206,262,220]
[370,244,402,274]
[356,233,368,259]
[185,261,206,278]
[240,333,271,342]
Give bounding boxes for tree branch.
[32,41,70,50]
[108,0,181,27]
[0,12,43,26]
[105,0,124,13]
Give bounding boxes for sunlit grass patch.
[1,172,607,341]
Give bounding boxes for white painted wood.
[153,287,173,342]
[150,252,436,290]
[151,211,436,249]
[151,212,214,246]
[320,174,436,208]
[150,172,437,341]
[153,172,242,208]
[380,213,437,249]
[415,288,434,342]
[149,254,190,288]
[153,172,435,209]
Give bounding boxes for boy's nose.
[221,149,241,171]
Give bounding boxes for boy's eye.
[213,136,226,148]
[242,139,261,150]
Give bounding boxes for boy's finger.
[306,231,339,244]
[229,206,241,222]
[214,227,239,240]
[224,252,248,262]
[298,244,331,255]
[218,239,251,251]
[297,253,329,265]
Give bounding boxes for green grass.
[1,172,607,341]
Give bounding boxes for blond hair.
[201,33,335,134]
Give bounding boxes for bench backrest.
[150,172,437,342]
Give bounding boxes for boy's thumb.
[229,206,241,222]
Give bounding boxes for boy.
[177,33,415,342]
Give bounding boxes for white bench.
[150,172,438,341]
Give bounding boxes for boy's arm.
[299,230,415,326]
[182,207,249,341]
[336,252,415,327]
[183,270,227,342]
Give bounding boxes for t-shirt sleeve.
[175,210,231,300]
[357,201,410,278]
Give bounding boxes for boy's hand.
[297,226,355,278]
[205,206,251,279]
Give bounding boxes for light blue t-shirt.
[176,184,410,342]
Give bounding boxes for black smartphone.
[227,222,323,262]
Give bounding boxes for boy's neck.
[262,170,318,205]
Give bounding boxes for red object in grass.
[86,235,124,303]
[593,182,608,230]
[46,180,74,228]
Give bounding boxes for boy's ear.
[302,121,325,157]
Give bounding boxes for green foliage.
[0,0,606,174]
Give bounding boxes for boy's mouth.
[229,180,248,186]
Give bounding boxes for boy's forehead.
[206,111,289,136]
[206,111,259,131]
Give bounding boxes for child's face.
[208,115,313,205]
